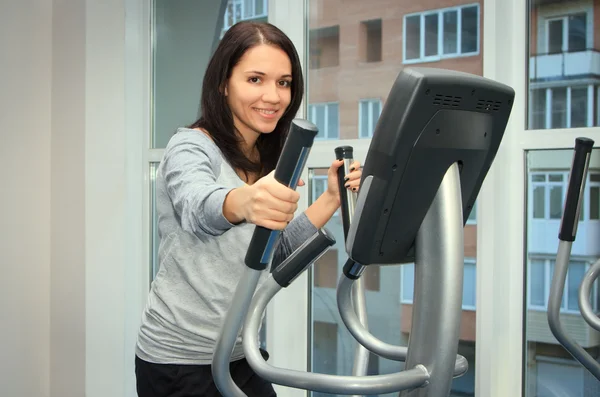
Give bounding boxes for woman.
[135,21,362,396]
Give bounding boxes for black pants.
[135,352,277,397]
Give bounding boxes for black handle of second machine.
[335,146,354,241]
[559,137,594,242]
[244,119,318,271]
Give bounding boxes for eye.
[279,80,292,87]
[248,76,261,84]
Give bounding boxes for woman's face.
[225,44,293,141]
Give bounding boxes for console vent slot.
[476,99,501,112]
[433,94,462,107]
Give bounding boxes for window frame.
[529,85,594,130]
[402,3,481,64]
[358,98,382,138]
[545,12,589,54]
[308,102,340,140]
[529,171,600,221]
[527,258,596,314]
[400,259,477,310]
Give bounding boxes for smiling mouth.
[253,108,277,115]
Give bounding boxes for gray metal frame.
[215,162,466,396]
[579,258,600,333]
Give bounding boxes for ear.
[219,83,228,96]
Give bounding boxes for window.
[530,172,599,221]
[223,0,268,31]
[358,99,382,138]
[403,4,479,63]
[591,173,600,220]
[525,139,600,396]
[309,26,340,69]
[359,19,382,63]
[528,259,593,313]
[401,260,477,310]
[529,86,592,129]
[308,103,339,139]
[546,13,587,54]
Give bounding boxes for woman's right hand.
[224,171,300,230]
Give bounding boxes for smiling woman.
[135,20,362,397]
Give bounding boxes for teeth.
[255,108,276,115]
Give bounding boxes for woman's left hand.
[327,159,362,204]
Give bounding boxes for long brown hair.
[189,21,304,179]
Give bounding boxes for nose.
[262,82,281,104]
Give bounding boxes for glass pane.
[549,185,563,219]
[424,14,438,57]
[328,103,339,139]
[525,149,600,396]
[591,186,599,220]
[530,260,545,307]
[405,16,421,60]
[371,101,381,136]
[528,2,598,131]
[307,3,481,394]
[533,186,545,219]
[530,89,546,129]
[402,264,414,302]
[549,173,563,182]
[151,0,268,148]
[571,87,588,128]
[463,263,476,308]
[548,19,564,53]
[567,262,586,311]
[460,6,478,53]
[360,101,369,137]
[568,14,586,52]
[443,11,458,54]
[551,87,567,129]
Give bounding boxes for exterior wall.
[401,304,477,341]
[308,0,484,140]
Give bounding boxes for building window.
[401,260,476,310]
[591,173,600,220]
[359,99,382,138]
[403,4,479,63]
[546,13,587,54]
[530,172,599,221]
[528,259,594,313]
[311,175,339,216]
[223,0,268,31]
[309,26,340,69]
[308,102,339,139]
[359,19,382,63]
[530,86,593,129]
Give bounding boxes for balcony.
[528,219,600,257]
[529,49,600,82]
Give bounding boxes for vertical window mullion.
[420,14,425,59]
[546,88,553,129]
[588,84,594,127]
[457,5,463,54]
[566,86,572,128]
[438,10,443,58]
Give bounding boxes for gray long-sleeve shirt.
[136,128,317,365]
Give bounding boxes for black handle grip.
[335,146,354,241]
[559,137,595,241]
[245,119,319,270]
[272,228,336,287]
